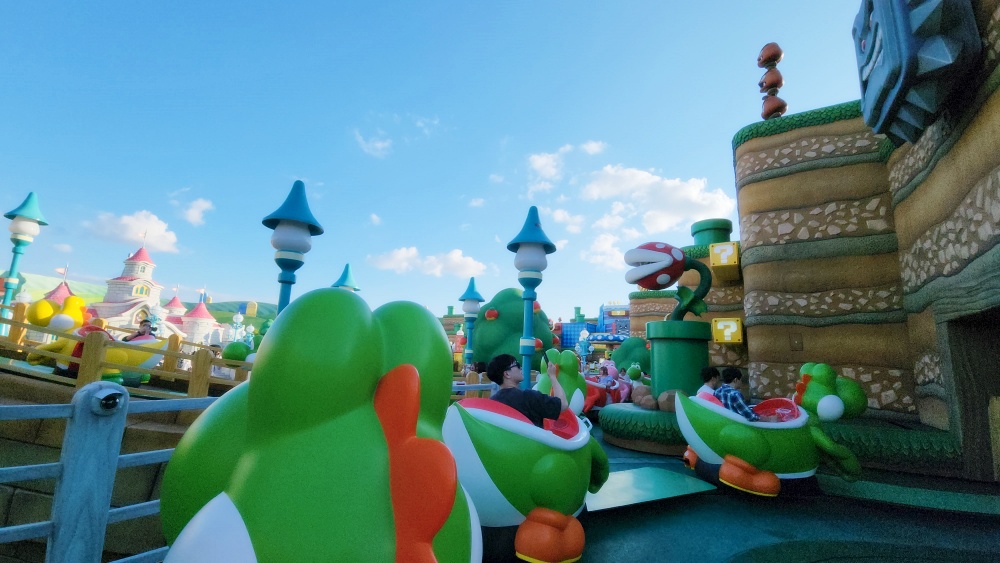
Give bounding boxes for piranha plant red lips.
[624,242,686,290]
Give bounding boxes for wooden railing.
[0,303,251,399]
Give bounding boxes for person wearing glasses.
[485,353,568,428]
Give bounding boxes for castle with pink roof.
[87,246,222,344]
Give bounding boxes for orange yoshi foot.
[683,446,699,470]
[514,507,585,563]
[718,455,780,497]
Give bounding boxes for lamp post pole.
[459,277,484,368]
[507,206,556,390]
[577,329,590,372]
[2,193,47,337]
[262,181,324,315]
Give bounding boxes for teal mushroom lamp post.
[2,193,47,336]
[507,206,556,389]
[331,264,360,292]
[262,181,324,314]
[459,277,485,367]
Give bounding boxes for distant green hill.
[19,272,106,303]
[183,301,278,324]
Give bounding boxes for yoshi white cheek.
[165,493,256,563]
[816,395,845,421]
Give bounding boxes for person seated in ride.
[714,367,778,422]
[486,353,568,428]
[597,365,616,386]
[697,366,720,396]
[122,319,154,342]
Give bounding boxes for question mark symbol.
[717,320,738,341]
[713,243,734,264]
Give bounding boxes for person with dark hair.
[486,353,568,427]
[697,366,720,396]
[123,319,153,342]
[714,367,777,422]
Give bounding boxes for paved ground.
[576,426,1000,562]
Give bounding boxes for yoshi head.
[626,363,643,382]
[537,348,587,414]
[793,363,867,422]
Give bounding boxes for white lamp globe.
[579,329,590,340]
[462,300,481,315]
[270,220,312,253]
[513,242,547,272]
[232,313,244,324]
[9,216,40,239]
[14,291,31,304]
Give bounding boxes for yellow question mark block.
[709,242,741,281]
[712,318,744,344]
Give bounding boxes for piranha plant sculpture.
[676,362,867,497]
[624,241,714,397]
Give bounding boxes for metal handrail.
[0,383,217,562]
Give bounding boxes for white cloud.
[527,180,553,199]
[370,213,382,226]
[580,140,607,155]
[354,129,393,158]
[581,233,626,270]
[554,239,569,251]
[621,227,643,240]
[469,198,485,208]
[183,198,214,226]
[489,174,504,184]
[368,247,486,278]
[168,187,191,199]
[413,115,440,136]
[53,243,72,253]
[84,210,179,253]
[549,208,585,234]
[528,145,573,180]
[582,165,735,234]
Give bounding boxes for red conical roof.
[164,296,185,310]
[184,301,215,319]
[44,281,75,305]
[127,247,155,265]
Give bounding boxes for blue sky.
[0,2,865,321]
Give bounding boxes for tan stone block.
[894,89,1000,248]
[32,419,67,449]
[738,162,889,214]
[0,416,40,444]
[103,513,168,557]
[918,396,951,431]
[743,253,900,293]
[907,309,938,353]
[0,439,60,495]
[747,324,910,368]
[6,489,51,527]
[0,485,13,526]
[110,465,162,507]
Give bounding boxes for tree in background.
[472,288,556,373]
[611,336,650,375]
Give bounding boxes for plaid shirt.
[714,384,759,421]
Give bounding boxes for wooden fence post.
[46,381,129,562]
[162,333,182,373]
[6,302,29,346]
[188,349,212,398]
[76,331,108,388]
